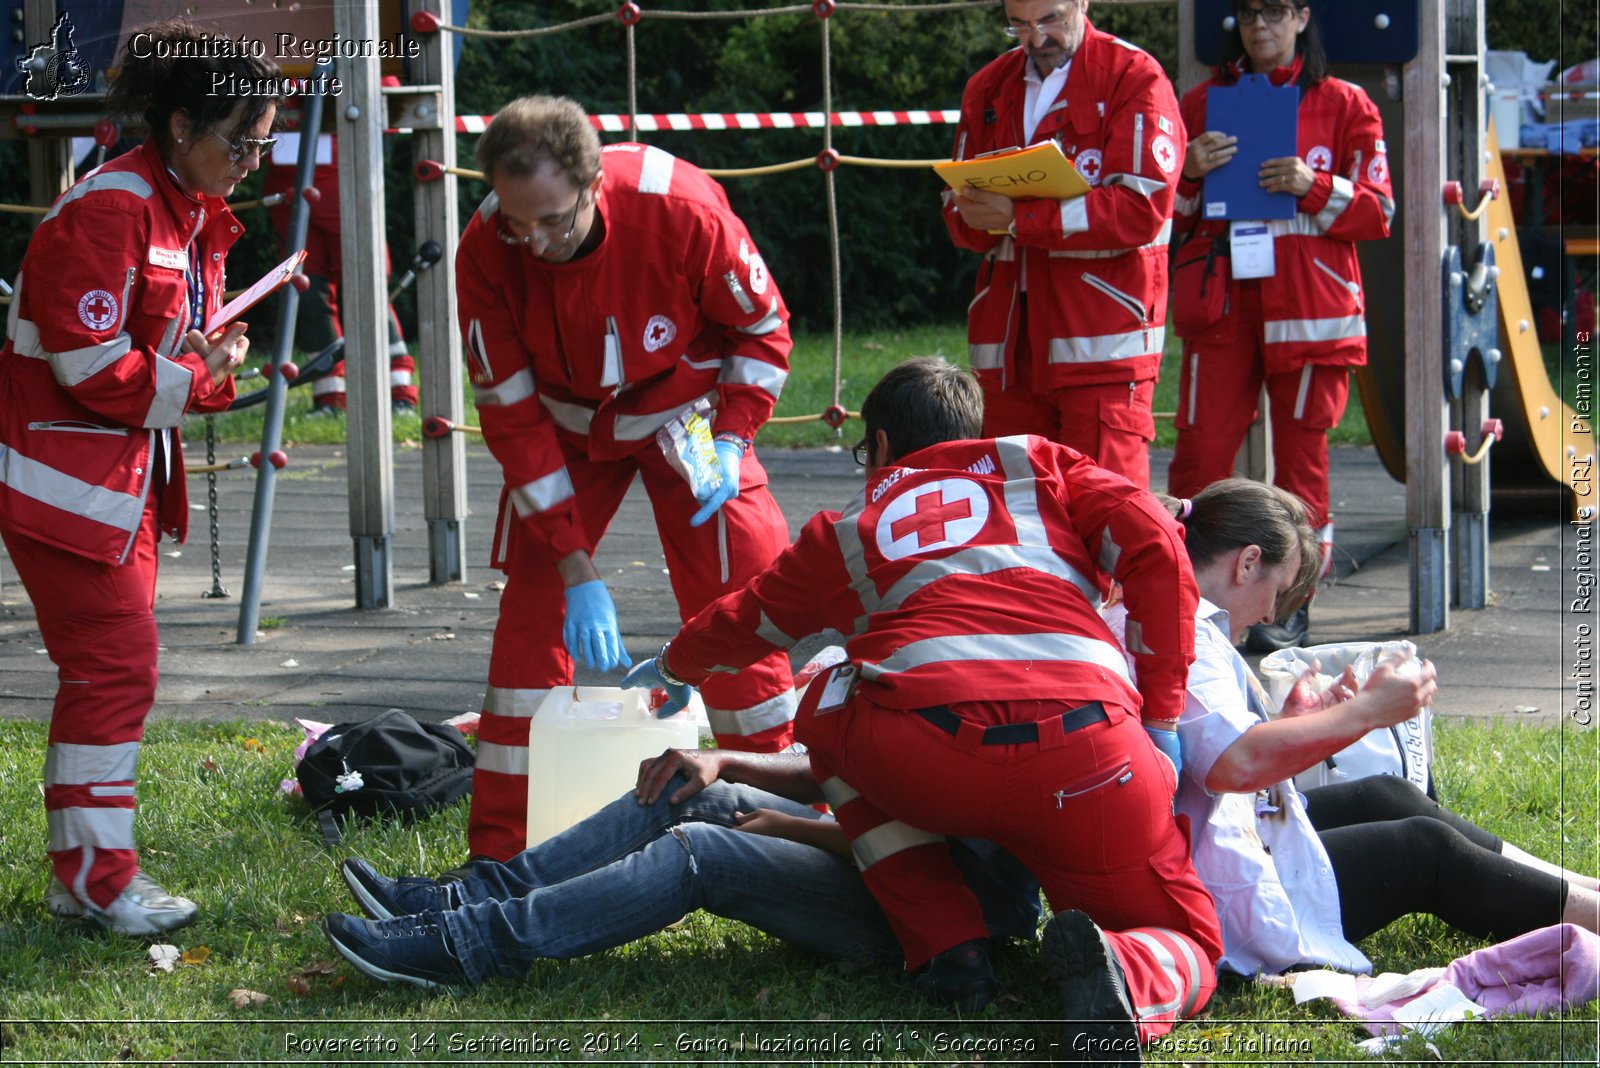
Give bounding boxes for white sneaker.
[45,876,86,919]
[90,872,198,936]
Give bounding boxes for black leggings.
[1304,776,1569,943]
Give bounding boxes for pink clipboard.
[204,249,307,335]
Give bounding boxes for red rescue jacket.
[0,140,239,564]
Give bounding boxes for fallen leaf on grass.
[228,988,271,1009]
[299,960,337,977]
[148,944,180,973]
[242,738,266,753]
[199,758,220,775]
[180,946,210,966]
[286,975,311,996]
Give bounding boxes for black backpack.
[297,709,475,843]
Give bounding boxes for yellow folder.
[934,140,1091,202]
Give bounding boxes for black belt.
[914,701,1108,745]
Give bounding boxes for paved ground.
[0,440,1588,728]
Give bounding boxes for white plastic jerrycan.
[525,685,699,848]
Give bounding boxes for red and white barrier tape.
[453,109,959,133]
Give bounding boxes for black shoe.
[324,911,468,990]
[1043,910,1141,1065]
[340,858,459,921]
[391,399,417,415]
[1243,605,1309,653]
[912,937,998,1012]
[305,403,344,420]
[437,857,489,884]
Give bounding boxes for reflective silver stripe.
[1132,113,1144,176]
[831,503,872,605]
[8,317,44,356]
[155,313,182,359]
[0,443,143,532]
[474,368,537,407]
[1314,175,1354,232]
[681,355,721,373]
[1174,189,1199,216]
[388,341,410,358]
[1048,327,1163,364]
[851,820,943,870]
[476,191,501,223]
[818,775,859,809]
[755,608,795,648]
[510,468,575,515]
[1060,196,1090,235]
[969,342,1005,370]
[1099,527,1122,574]
[1376,192,1396,224]
[738,301,785,337]
[1264,214,1326,239]
[1186,350,1200,424]
[1264,315,1365,346]
[313,375,345,397]
[6,270,23,342]
[870,543,1100,618]
[1126,929,1204,1019]
[539,395,595,434]
[723,270,756,315]
[143,354,193,427]
[46,335,133,387]
[1123,618,1154,655]
[390,369,413,386]
[41,171,153,224]
[637,145,676,194]
[719,355,787,398]
[474,739,529,775]
[1294,364,1314,419]
[44,741,140,786]
[1048,219,1173,259]
[1105,173,1165,199]
[482,686,552,718]
[1312,257,1362,309]
[613,390,716,441]
[996,432,1047,555]
[706,690,796,737]
[857,631,1132,685]
[47,806,136,852]
[90,785,134,797]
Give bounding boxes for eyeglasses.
[1236,4,1296,25]
[1002,2,1077,38]
[516,194,586,248]
[206,129,277,163]
[851,439,870,466]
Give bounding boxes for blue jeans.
[441,776,1041,983]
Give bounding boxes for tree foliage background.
[0,0,1593,339]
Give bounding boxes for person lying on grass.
[322,746,1039,989]
[1109,477,1600,977]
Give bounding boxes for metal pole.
[235,59,333,644]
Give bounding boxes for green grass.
[0,717,1591,1065]
[200,325,1373,453]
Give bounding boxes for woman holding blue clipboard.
[1166,0,1393,652]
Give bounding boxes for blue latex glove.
[561,580,632,672]
[1144,725,1183,784]
[621,657,693,718]
[689,440,743,527]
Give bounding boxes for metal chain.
[203,415,230,599]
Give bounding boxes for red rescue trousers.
[3,494,161,910]
[469,442,797,861]
[1166,280,1351,529]
[798,684,1221,1043]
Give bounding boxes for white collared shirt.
[1022,57,1071,144]
[1104,598,1371,977]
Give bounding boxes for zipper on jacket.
[1132,113,1145,176]
[1312,257,1363,312]
[602,315,624,391]
[28,420,130,436]
[1082,272,1152,350]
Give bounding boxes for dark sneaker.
[391,399,418,415]
[324,911,468,990]
[912,937,998,1012]
[340,857,459,921]
[1043,910,1140,1065]
[45,876,84,919]
[1243,605,1310,653]
[90,871,198,937]
[305,404,344,420]
[437,857,489,884]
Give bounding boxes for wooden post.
[409,0,468,584]
[1404,0,1450,633]
[335,0,396,608]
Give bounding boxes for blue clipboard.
[1203,75,1300,220]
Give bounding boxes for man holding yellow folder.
[942,0,1184,488]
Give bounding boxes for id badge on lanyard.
[1228,221,1275,279]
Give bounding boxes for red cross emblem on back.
[890,488,973,548]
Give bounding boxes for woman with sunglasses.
[1166,1,1394,653]
[0,18,280,935]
